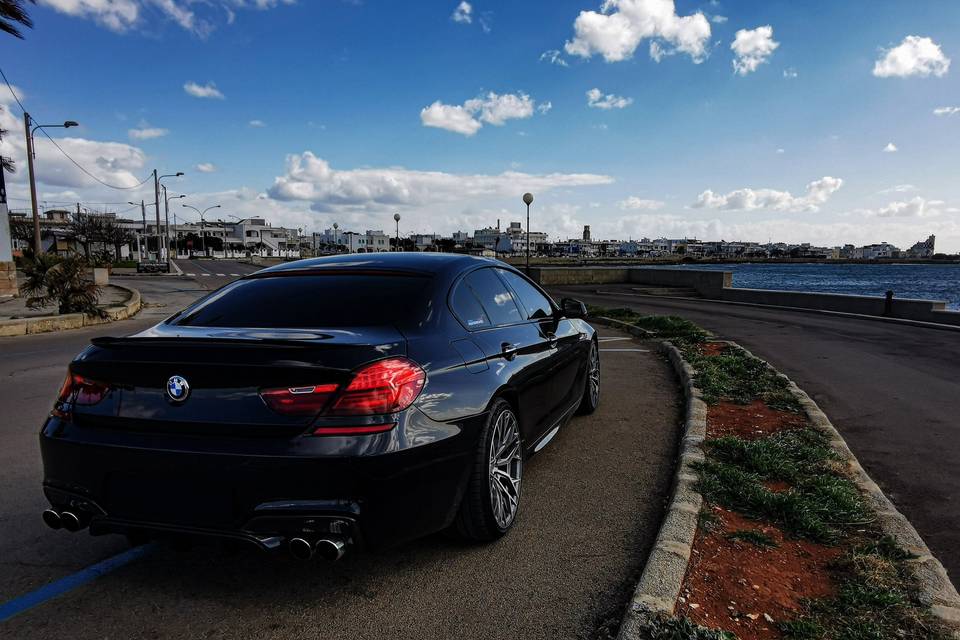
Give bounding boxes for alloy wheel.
[589,342,600,407]
[488,409,522,529]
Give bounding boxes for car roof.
[257,252,508,277]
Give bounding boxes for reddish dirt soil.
[676,508,841,640]
[707,400,807,439]
[701,342,729,357]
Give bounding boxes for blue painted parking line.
[0,544,155,623]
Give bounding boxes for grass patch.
[639,615,737,640]
[694,429,868,544]
[781,539,948,640]
[681,345,801,411]
[725,529,778,548]
[586,305,709,346]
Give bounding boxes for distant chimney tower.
[496,219,500,230]
[583,225,591,241]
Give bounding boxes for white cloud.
[539,49,569,67]
[883,142,898,153]
[934,106,960,116]
[37,0,295,35]
[248,119,266,127]
[38,0,140,32]
[619,197,665,210]
[692,176,844,212]
[711,15,727,24]
[128,126,169,140]
[879,184,916,194]
[184,81,225,99]
[783,67,798,78]
[195,162,218,173]
[564,0,711,64]
[876,197,943,218]
[537,101,553,114]
[586,88,633,109]
[776,148,785,154]
[420,91,538,136]
[420,102,482,136]
[451,1,472,24]
[731,25,779,75]
[267,152,613,210]
[873,36,950,78]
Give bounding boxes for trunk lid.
[69,326,406,434]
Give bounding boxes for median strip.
[587,307,960,640]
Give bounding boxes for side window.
[497,269,554,320]
[463,269,523,326]
[451,282,491,330]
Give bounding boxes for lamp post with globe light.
[523,192,534,274]
[394,213,401,252]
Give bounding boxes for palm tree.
[1,0,34,39]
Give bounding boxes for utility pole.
[153,170,161,260]
[523,192,534,274]
[140,200,146,260]
[76,202,81,222]
[24,113,41,254]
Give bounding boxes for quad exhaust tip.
[41,509,87,532]
[288,537,348,562]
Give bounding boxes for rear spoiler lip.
[90,336,330,348]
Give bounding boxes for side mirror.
[560,297,587,319]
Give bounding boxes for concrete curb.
[0,285,142,337]
[586,315,706,638]
[723,340,960,637]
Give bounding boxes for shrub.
[20,250,104,317]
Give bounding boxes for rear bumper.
[40,409,481,550]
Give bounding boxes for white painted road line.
[185,273,196,276]
[598,337,631,343]
[216,273,226,276]
[201,274,212,277]
[600,348,650,353]
[230,273,240,276]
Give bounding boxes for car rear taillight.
[328,358,426,416]
[53,372,110,416]
[260,384,339,416]
[259,358,426,435]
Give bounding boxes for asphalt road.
[172,258,261,290]
[551,284,960,582]
[0,272,681,639]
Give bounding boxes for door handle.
[501,342,520,359]
[547,333,558,348]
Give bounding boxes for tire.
[575,339,600,415]
[454,398,523,542]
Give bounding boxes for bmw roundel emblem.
[166,375,190,403]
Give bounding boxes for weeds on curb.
[586,306,709,346]
[724,529,778,548]
[682,346,802,411]
[638,615,737,640]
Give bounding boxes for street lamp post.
[158,172,184,266]
[523,192,534,274]
[182,204,221,257]
[128,200,148,260]
[393,213,401,252]
[23,114,78,253]
[333,222,339,253]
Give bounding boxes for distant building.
[583,225,591,242]
[906,235,935,258]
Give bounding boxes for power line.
[1,65,154,191]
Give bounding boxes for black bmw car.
[39,254,599,561]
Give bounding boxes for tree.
[68,215,104,259]
[1,0,34,39]
[101,220,135,260]
[1,117,14,174]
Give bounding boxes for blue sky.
[1,0,959,250]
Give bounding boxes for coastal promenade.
[549,283,960,583]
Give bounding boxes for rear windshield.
[173,274,433,328]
